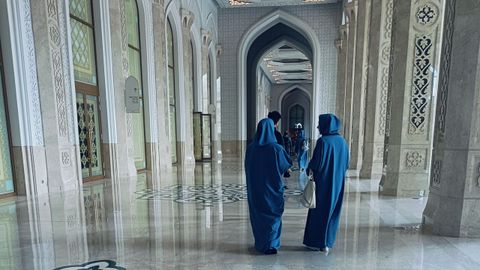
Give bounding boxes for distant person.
[283,130,292,156]
[295,129,308,172]
[267,111,284,147]
[245,118,292,255]
[303,114,349,254]
[268,111,291,177]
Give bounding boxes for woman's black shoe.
[264,248,277,255]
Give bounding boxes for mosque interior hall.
[0,0,479,269]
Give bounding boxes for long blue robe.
[295,130,308,170]
[245,118,292,253]
[303,114,349,249]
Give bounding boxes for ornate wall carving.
[416,4,439,25]
[430,0,455,187]
[119,0,133,138]
[408,1,442,136]
[405,151,424,169]
[46,0,69,137]
[378,0,393,136]
[477,162,480,187]
[408,35,432,135]
[23,0,44,145]
[436,0,456,139]
[431,160,441,186]
[61,150,71,167]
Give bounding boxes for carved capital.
[216,44,223,57]
[339,25,348,42]
[201,28,212,48]
[345,1,357,22]
[335,39,343,50]
[181,9,194,29]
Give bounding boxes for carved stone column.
[30,0,82,191]
[343,1,358,151]
[360,0,393,179]
[181,9,195,165]
[335,25,348,124]
[201,29,213,159]
[0,0,49,198]
[380,0,444,196]
[201,29,213,112]
[152,0,172,172]
[423,0,480,237]
[110,0,137,177]
[213,45,223,160]
[350,0,372,171]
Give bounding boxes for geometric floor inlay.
[135,184,303,206]
[53,260,125,270]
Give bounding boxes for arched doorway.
[238,10,323,143]
[246,23,312,141]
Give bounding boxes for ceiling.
[216,0,340,8]
[260,44,312,84]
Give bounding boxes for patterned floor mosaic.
[135,184,303,206]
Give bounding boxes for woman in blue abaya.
[245,118,292,255]
[303,114,349,254]
[295,129,308,171]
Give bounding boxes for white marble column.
[213,45,223,160]
[380,0,444,196]
[343,1,358,149]
[30,0,82,192]
[0,0,49,197]
[109,0,137,177]
[423,0,480,237]
[349,0,371,171]
[335,25,347,124]
[201,29,213,159]
[152,0,172,172]
[181,9,195,166]
[360,0,393,179]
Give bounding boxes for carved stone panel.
[401,149,428,171]
[408,35,433,135]
[431,160,441,187]
[46,0,69,137]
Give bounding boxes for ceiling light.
[229,0,251,6]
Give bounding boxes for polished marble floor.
[1,157,480,270]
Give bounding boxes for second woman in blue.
[303,114,349,254]
[245,118,292,255]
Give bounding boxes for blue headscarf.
[253,118,277,146]
[318,114,341,135]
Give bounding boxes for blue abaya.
[295,130,308,170]
[303,114,349,250]
[245,118,292,253]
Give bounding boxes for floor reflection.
[1,158,480,269]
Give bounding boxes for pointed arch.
[238,10,323,142]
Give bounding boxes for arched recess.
[245,27,312,141]
[276,84,315,132]
[166,1,187,164]
[238,10,322,142]
[281,88,311,137]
